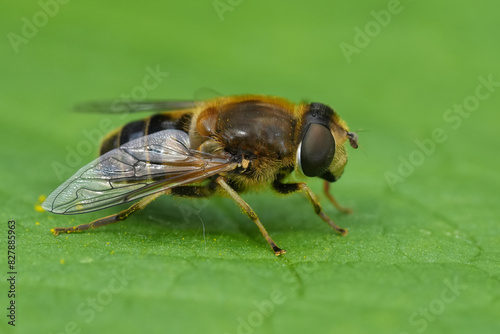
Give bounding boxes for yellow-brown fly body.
[43,95,358,255]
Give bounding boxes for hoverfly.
[42,95,358,255]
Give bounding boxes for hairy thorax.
[191,99,300,189]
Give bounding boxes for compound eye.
[299,123,336,177]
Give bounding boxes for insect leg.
[51,192,164,236]
[299,183,348,236]
[272,180,347,236]
[323,181,352,214]
[215,176,286,256]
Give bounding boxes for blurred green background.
[1,0,499,333]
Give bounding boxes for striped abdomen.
[100,112,193,155]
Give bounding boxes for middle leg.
[215,176,286,256]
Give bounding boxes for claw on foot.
[337,228,348,237]
[273,246,287,256]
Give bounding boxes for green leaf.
[1,1,499,333]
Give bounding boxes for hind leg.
[52,192,165,235]
[52,183,219,235]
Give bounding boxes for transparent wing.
[74,100,199,113]
[192,87,223,101]
[42,130,236,214]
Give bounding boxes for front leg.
[272,180,348,236]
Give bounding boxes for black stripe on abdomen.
[147,113,193,134]
[119,120,147,146]
[147,114,179,134]
[100,132,120,155]
[100,112,194,155]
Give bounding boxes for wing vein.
[42,129,235,215]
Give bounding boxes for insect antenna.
[353,129,367,156]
